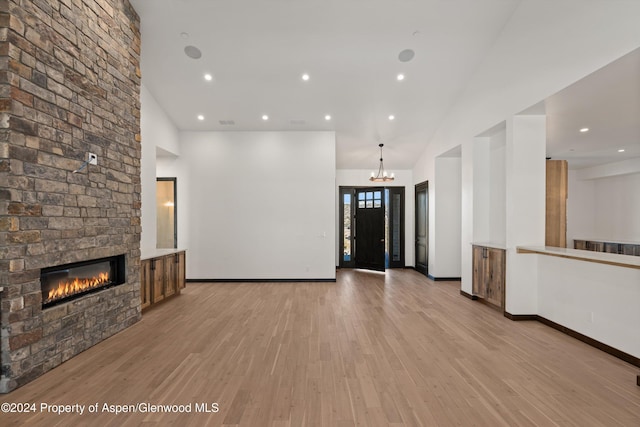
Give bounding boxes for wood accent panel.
[1,269,638,425]
[546,159,568,247]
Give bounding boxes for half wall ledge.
[516,246,640,270]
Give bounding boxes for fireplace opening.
[40,255,126,309]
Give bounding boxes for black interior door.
[355,187,385,271]
[415,181,428,275]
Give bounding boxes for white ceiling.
[543,47,640,169]
[131,0,639,171]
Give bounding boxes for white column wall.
[489,132,507,245]
[460,140,474,294]
[504,115,546,315]
[140,84,179,253]
[472,138,491,243]
[433,157,462,278]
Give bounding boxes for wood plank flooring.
[1,269,639,426]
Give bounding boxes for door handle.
[380,238,385,242]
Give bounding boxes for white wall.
[567,169,596,246]
[335,169,414,267]
[175,131,336,280]
[414,2,640,309]
[568,169,640,244]
[594,173,640,241]
[433,157,461,277]
[489,131,506,244]
[537,255,640,358]
[140,84,179,253]
[504,115,546,315]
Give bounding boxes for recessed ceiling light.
[262,114,269,121]
[204,73,213,81]
[618,149,625,153]
[397,73,405,81]
[197,115,204,121]
[388,115,395,121]
[301,73,310,81]
[579,127,589,133]
[325,115,331,121]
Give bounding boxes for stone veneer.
[0,0,141,392]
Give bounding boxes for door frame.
[339,186,405,269]
[387,187,405,269]
[156,177,178,248]
[354,187,386,271]
[414,181,428,276]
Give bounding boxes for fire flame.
[45,272,110,303]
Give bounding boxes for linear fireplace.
[40,255,126,309]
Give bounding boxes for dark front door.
[355,188,385,271]
[415,181,428,275]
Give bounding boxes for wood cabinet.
[163,255,176,298]
[140,250,186,311]
[140,259,152,310]
[177,251,186,289]
[152,257,165,303]
[472,245,506,310]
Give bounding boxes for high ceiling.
[130,0,520,169]
[131,0,639,171]
[543,47,640,169]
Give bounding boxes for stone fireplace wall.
[0,0,141,392]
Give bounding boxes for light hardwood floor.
[1,269,639,426]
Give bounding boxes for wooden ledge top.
[472,242,506,250]
[517,246,640,270]
[141,248,186,260]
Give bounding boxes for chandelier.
[370,143,395,182]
